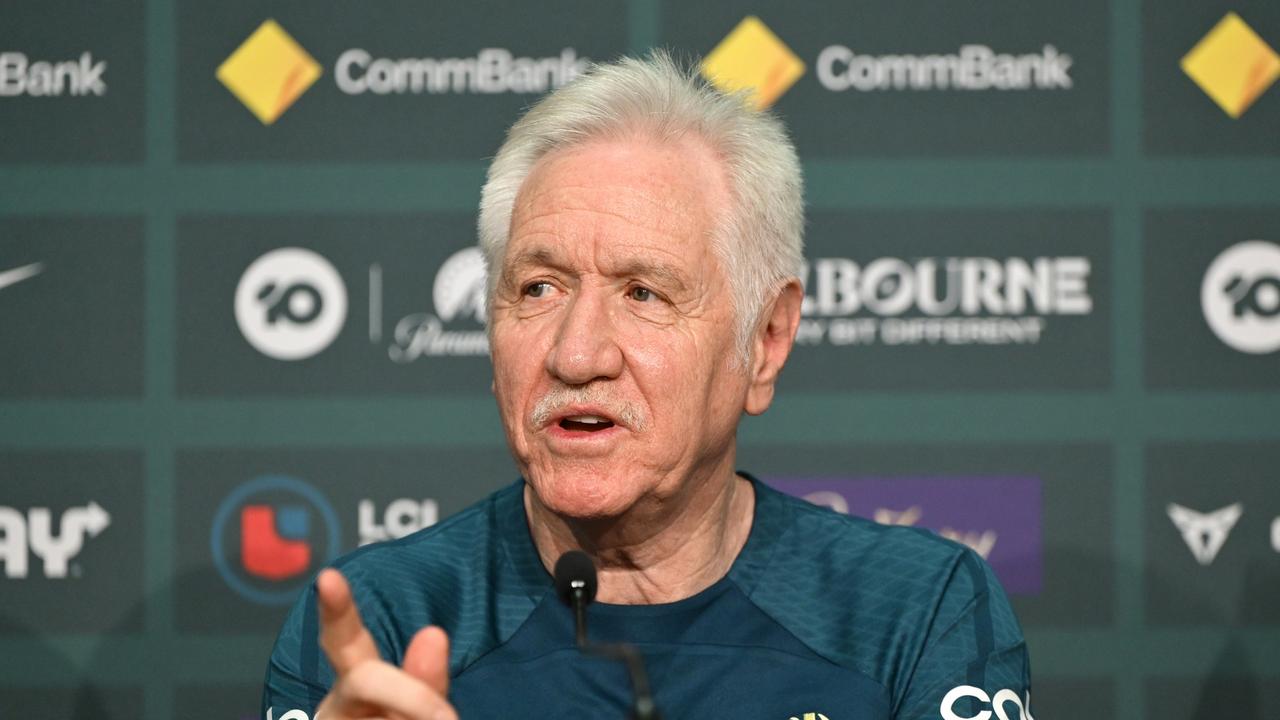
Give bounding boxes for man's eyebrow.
[501,247,691,292]
[501,248,568,279]
[612,259,690,293]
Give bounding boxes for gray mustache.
[530,386,648,431]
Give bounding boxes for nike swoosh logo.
[0,262,45,291]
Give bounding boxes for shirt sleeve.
[894,550,1035,720]
[261,581,333,720]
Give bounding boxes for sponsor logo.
[211,475,339,605]
[0,52,107,97]
[241,503,311,581]
[797,256,1091,347]
[1181,13,1280,119]
[771,477,1043,595]
[941,686,1035,720]
[229,243,488,365]
[217,20,322,125]
[1201,240,1280,354]
[701,19,1075,108]
[1167,502,1243,565]
[266,710,309,720]
[1164,501,1280,565]
[702,16,805,110]
[869,505,997,559]
[0,261,44,291]
[788,714,829,720]
[357,498,438,546]
[817,44,1072,92]
[335,48,587,96]
[235,247,348,361]
[219,19,588,123]
[384,246,489,362]
[0,220,145,396]
[0,502,111,578]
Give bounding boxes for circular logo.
[1201,240,1280,354]
[210,475,340,605]
[235,247,348,360]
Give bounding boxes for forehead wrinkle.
[513,203,672,242]
[515,175,715,240]
[509,195,714,281]
[503,135,733,300]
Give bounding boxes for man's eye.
[628,286,654,302]
[524,282,552,298]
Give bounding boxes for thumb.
[316,568,381,675]
[402,625,450,695]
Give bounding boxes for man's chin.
[527,473,642,522]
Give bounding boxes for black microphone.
[554,550,662,720]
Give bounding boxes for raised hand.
[313,568,457,720]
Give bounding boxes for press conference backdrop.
[1,0,1278,717]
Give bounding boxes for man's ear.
[744,280,804,416]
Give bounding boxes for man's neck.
[524,466,756,605]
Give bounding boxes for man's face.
[488,135,749,520]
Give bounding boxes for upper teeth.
[566,415,606,424]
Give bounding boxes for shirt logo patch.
[941,685,1035,720]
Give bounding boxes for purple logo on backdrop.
[769,476,1044,595]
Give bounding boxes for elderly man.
[263,53,1032,720]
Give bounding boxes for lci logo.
[769,477,1044,595]
[211,475,340,605]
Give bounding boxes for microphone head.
[553,550,598,606]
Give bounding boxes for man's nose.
[546,289,623,385]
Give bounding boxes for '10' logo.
[1201,241,1280,354]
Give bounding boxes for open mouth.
[558,415,616,432]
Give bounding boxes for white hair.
[477,50,804,361]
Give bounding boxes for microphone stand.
[569,583,660,720]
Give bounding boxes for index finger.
[316,568,381,675]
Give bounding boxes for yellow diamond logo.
[1181,12,1280,119]
[216,19,322,125]
[702,16,805,110]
